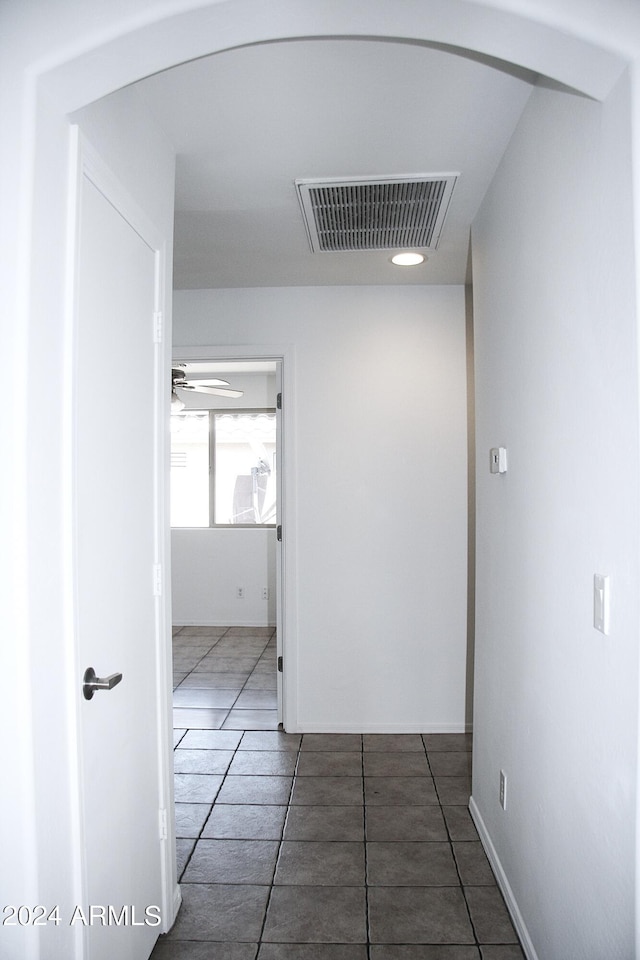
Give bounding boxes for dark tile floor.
[152,626,525,959]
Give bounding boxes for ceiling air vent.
[295,174,457,253]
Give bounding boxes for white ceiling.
[135,38,535,289]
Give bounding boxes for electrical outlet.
[261,587,269,600]
[499,769,507,810]
[236,586,244,599]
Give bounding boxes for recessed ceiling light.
[391,252,426,266]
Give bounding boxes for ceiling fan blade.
[181,378,231,387]
[191,384,244,398]
[175,384,244,399]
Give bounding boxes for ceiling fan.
[171,365,244,410]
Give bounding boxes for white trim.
[293,722,468,734]
[469,795,539,960]
[174,620,277,628]
[63,122,89,960]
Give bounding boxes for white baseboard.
[288,722,468,733]
[469,795,538,960]
[173,621,276,628]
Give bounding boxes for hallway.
[151,627,524,958]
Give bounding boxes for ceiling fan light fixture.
[391,252,426,266]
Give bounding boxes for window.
[170,409,276,527]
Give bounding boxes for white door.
[73,146,168,960]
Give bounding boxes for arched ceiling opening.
[43,0,636,287]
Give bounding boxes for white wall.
[471,73,639,959]
[174,284,468,732]
[172,528,277,625]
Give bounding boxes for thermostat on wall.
[490,447,508,474]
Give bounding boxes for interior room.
[3,3,640,960]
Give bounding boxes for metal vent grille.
[296,175,457,253]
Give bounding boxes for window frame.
[170,405,277,529]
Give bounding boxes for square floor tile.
[174,773,223,803]
[216,639,268,652]
[234,690,278,709]
[363,734,425,752]
[301,734,363,752]
[364,753,430,777]
[202,804,287,840]
[434,777,472,805]
[464,886,519,943]
[175,802,211,839]
[453,842,495,885]
[243,674,278,690]
[183,838,279,884]
[179,673,251,689]
[173,689,240,709]
[367,841,459,886]
[173,658,203,672]
[222,709,279,730]
[442,805,480,841]
[428,752,473,777]
[178,729,243,751]
[365,805,447,841]
[423,734,472,752]
[262,885,367,943]
[152,940,258,958]
[291,776,364,806]
[239,731,301,751]
[173,749,234,775]
[365,777,438,806]
[275,841,365,885]
[368,886,475,943]
[228,750,297,776]
[216,775,293,805]
[258,946,368,960]
[178,626,226,637]
[296,752,363,777]
[166,883,269,941]
[284,805,364,841]
[173,635,216,648]
[370,948,480,960]
[479,947,525,959]
[195,656,260,673]
[173,708,228,730]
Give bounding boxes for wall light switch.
[594,574,610,635]
[490,447,508,474]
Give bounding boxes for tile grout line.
[175,727,249,882]
[254,734,303,949]
[425,737,482,953]
[225,635,271,718]
[361,737,372,960]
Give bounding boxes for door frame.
[172,344,297,731]
[68,130,178,947]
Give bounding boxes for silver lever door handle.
[83,666,123,700]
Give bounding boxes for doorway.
[170,352,286,726]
